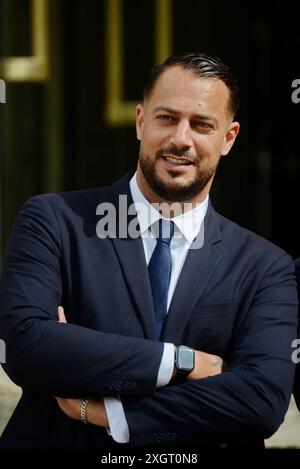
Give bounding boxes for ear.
[221,121,240,156]
[136,104,145,141]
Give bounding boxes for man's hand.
[54,397,109,427]
[58,305,67,323]
[55,306,108,427]
[188,350,225,380]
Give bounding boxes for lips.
[162,155,193,166]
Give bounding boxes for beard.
[139,144,218,202]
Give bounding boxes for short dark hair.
[143,52,240,118]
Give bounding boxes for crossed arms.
[0,195,298,446]
[54,306,224,429]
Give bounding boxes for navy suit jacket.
[294,258,300,411]
[0,173,298,449]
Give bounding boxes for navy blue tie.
[148,219,174,339]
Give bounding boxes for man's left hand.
[55,306,108,427]
[54,396,109,427]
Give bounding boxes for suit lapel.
[100,175,223,343]
[103,174,157,340]
[162,205,223,344]
[111,236,157,340]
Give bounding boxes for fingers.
[57,306,67,323]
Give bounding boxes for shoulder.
[213,210,294,271]
[21,172,132,217]
[20,185,115,220]
[11,186,117,246]
[26,186,109,208]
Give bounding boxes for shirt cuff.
[156,342,175,388]
[103,396,129,443]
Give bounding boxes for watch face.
[177,346,195,371]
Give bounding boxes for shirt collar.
[129,172,208,244]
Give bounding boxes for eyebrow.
[153,106,219,126]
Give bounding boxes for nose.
[169,120,193,150]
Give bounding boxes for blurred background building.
[0,0,299,447]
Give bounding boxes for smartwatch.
[174,345,195,381]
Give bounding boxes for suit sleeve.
[123,253,298,445]
[0,195,164,397]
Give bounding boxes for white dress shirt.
[104,173,208,443]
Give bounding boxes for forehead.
[146,66,230,118]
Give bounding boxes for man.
[0,53,298,449]
[294,258,300,411]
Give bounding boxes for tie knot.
[157,219,174,245]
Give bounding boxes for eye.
[193,121,215,131]
[156,114,176,122]
[194,121,212,128]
